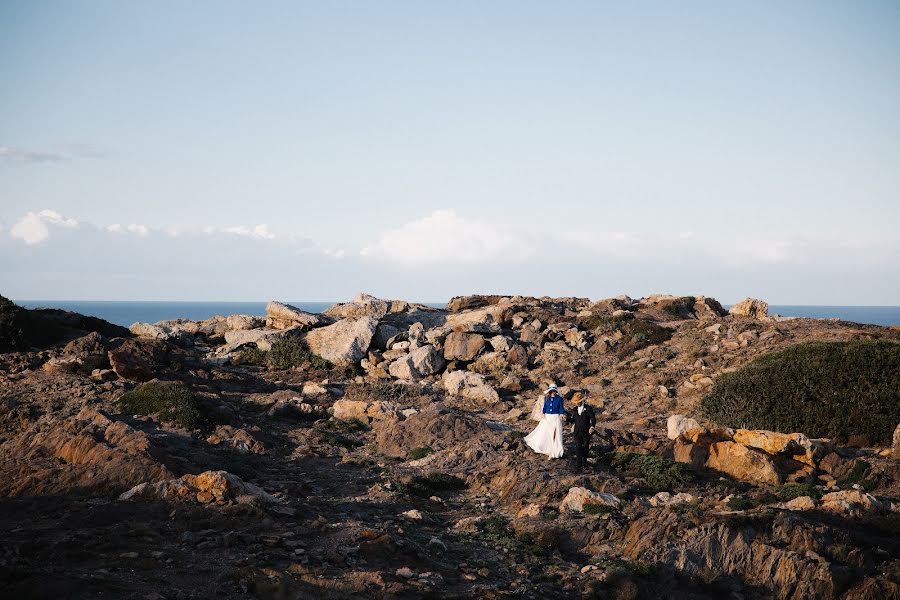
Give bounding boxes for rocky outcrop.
[304,317,378,365]
[705,441,782,485]
[372,404,502,458]
[388,344,444,380]
[324,293,389,320]
[558,487,621,513]
[729,298,769,318]
[119,470,281,505]
[442,370,500,406]
[443,332,486,361]
[107,338,172,381]
[265,301,327,330]
[219,326,303,354]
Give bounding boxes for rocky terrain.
[1,292,899,600]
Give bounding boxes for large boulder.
[559,487,621,513]
[705,441,782,485]
[820,490,891,516]
[130,321,197,345]
[107,338,171,381]
[324,293,389,320]
[444,305,506,334]
[442,370,500,406]
[732,429,817,464]
[729,298,769,318]
[443,332,486,361]
[265,301,327,330]
[219,327,303,354]
[304,317,378,365]
[388,344,445,380]
[332,399,370,422]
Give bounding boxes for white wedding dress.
[525,412,565,458]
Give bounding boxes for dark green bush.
[408,446,434,460]
[583,503,619,515]
[346,381,417,403]
[726,496,758,511]
[610,452,693,489]
[700,341,900,445]
[118,382,208,429]
[396,472,466,497]
[237,346,267,365]
[269,337,330,370]
[775,483,823,501]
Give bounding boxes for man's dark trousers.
[569,404,596,471]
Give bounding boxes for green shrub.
[583,503,619,515]
[396,472,466,497]
[408,446,434,461]
[726,496,758,511]
[118,382,208,429]
[700,341,900,445]
[269,337,330,370]
[237,346,267,365]
[610,452,693,489]
[775,483,823,501]
[580,312,632,332]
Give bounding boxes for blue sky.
[1,1,899,303]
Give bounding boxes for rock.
[206,426,266,454]
[673,439,709,469]
[42,356,83,374]
[506,344,528,366]
[62,332,110,371]
[119,470,281,505]
[332,399,370,422]
[453,515,487,532]
[489,335,513,352]
[107,338,170,381]
[401,509,424,520]
[395,567,415,579]
[264,301,326,330]
[694,296,728,320]
[820,490,889,515]
[893,423,900,459]
[224,314,265,331]
[444,305,506,334]
[304,317,378,365]
[729,298,769,318]
[782,496,816,511]
[518,326,544,347]
[706,441,782,485]
[129,321,195,345]
[563,328,590,351]
[442,370,500,406]
[372,323,401,351]
[559,487,621,513]
[325,293,389,320]
[372,404,503,458]
[667,414,701,441]
[517,503,543,518]
[648,492,697,507]
[443,332,486,361]
[732,429,814,459]
[389,344,444,380]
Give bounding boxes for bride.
[524,384,565,459]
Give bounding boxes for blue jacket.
[543,394,564,414]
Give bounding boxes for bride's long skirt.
[524,414,564,458]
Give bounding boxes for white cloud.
[10,209,79,244]
[222,224,276,240]
[107,223,150,236]
[361,209,528,265]
[0,144,66,163]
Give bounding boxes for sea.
[12,301,900,328]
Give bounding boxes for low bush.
[118,382,209,429]
[610,452,693,489]
[726,496,758,511]
[583,503,619,515]
[396,472,466,497]
[407,446,434,461]
[269,337,329,370]
[700,341,900,445]
[775,483,823,501]
[237,346,267,366]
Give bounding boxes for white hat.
[545,384,559,392]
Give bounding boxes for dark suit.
[567,403,596,470]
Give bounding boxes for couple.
[524,384,596,471]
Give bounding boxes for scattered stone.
[667,414,701,441]
[559,487,620,513]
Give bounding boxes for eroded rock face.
[119,470,280,505]
[558,487,620,513]
[705,441,782,485]
[444,305,507,334]
[304,317,378,365]
[324,293,389,320]
[729,298,769,318]
[1,408,174,497]
[820,490,891,516]
[372,404,502,458]
[107,338,171,381]
[265,301,327,330]
[219,327,303,354]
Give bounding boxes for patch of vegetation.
[841,460,870,486]
[118,382,209,429]
[700,341,900,445]
[236,337,330,370]
[345,381,418,403]
[662,297,696,319]
[237,346,268,365]
[775,483,823,501]
[610,452,694,489]
[726,496,758,511]
[396,472,466,497]
[408,446,434,461]
[580,312,632,332]
[583,503,619,516]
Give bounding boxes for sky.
[1,1,899,304]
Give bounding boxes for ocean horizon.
[12,300,900,328]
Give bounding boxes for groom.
[567,392,596,472]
